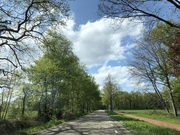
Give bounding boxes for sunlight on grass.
[109,112,180,135]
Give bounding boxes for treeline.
[101,74,180,112]
[111,90,180,111]
[25,31,101,121]
[0,31,101,132]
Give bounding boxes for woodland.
[0,0,180,134]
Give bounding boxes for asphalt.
[31,110,133,135]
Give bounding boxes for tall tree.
[28,31,101,120]
[129,30,178,116]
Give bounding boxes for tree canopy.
[27,31,101,121]
[0,0,69,74]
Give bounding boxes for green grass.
[109,112,180,135]
[116,110,180,124]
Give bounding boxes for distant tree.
[101,74,121,111]
[113,91,131,110]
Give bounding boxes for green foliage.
[151,22,180,77]
[27,31,101,121]
[1,31,101,134]
[101,74,121,111]
[172,77,180,97]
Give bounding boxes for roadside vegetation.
[0,31,101,134]
[1,112,86,135]
[109,112,180,135]
[1,119,65,135]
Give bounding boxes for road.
[33,110,132,135]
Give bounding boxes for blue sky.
[69,0,100,27]
[60,0,145,91]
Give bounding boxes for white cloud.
[58,17,145,91]
[61,17,143,68]
[92,65,145,91]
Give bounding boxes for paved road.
[33,110,132,135]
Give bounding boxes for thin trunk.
[110,94,113,111]
[151,81,171,114]
[3,88,13,120]
[165,75,178,117]
[44,76,48,121]
[22,92,27,116]
[0,89,5,118]
[146,62,171,115]
[38,86,44,119]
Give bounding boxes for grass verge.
[108,111,180,135]
[116,110,180,124]
[1,112,86,135]
[1,119,65,135]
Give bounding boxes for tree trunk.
[110,94,113,111]
[165,75,178,117]
[22,95,26,116]
[22,88,27,117]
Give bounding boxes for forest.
[0,0,180,134]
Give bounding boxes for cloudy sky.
[61,0,144,91]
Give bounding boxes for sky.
[60,0,145,91]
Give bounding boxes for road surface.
[32,110,132,135]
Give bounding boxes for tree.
[101,74,120,111]
[99,1,180,77]
[99,0,180,29]
[129,30,178,116]
[28,32,78,120]
[0,70,22,119]
[113,91,131,110]
[28,31,101,121]
[0,0,69,74]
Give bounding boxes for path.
[118,112,180,131]
[31,110,132,135]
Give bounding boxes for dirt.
[119,112,180,131]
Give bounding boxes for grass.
[116,110,180,124]
[1,119,65,135]
[1,112,86,135]
[109,111,180,135]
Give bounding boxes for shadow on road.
[32,110,132,135]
